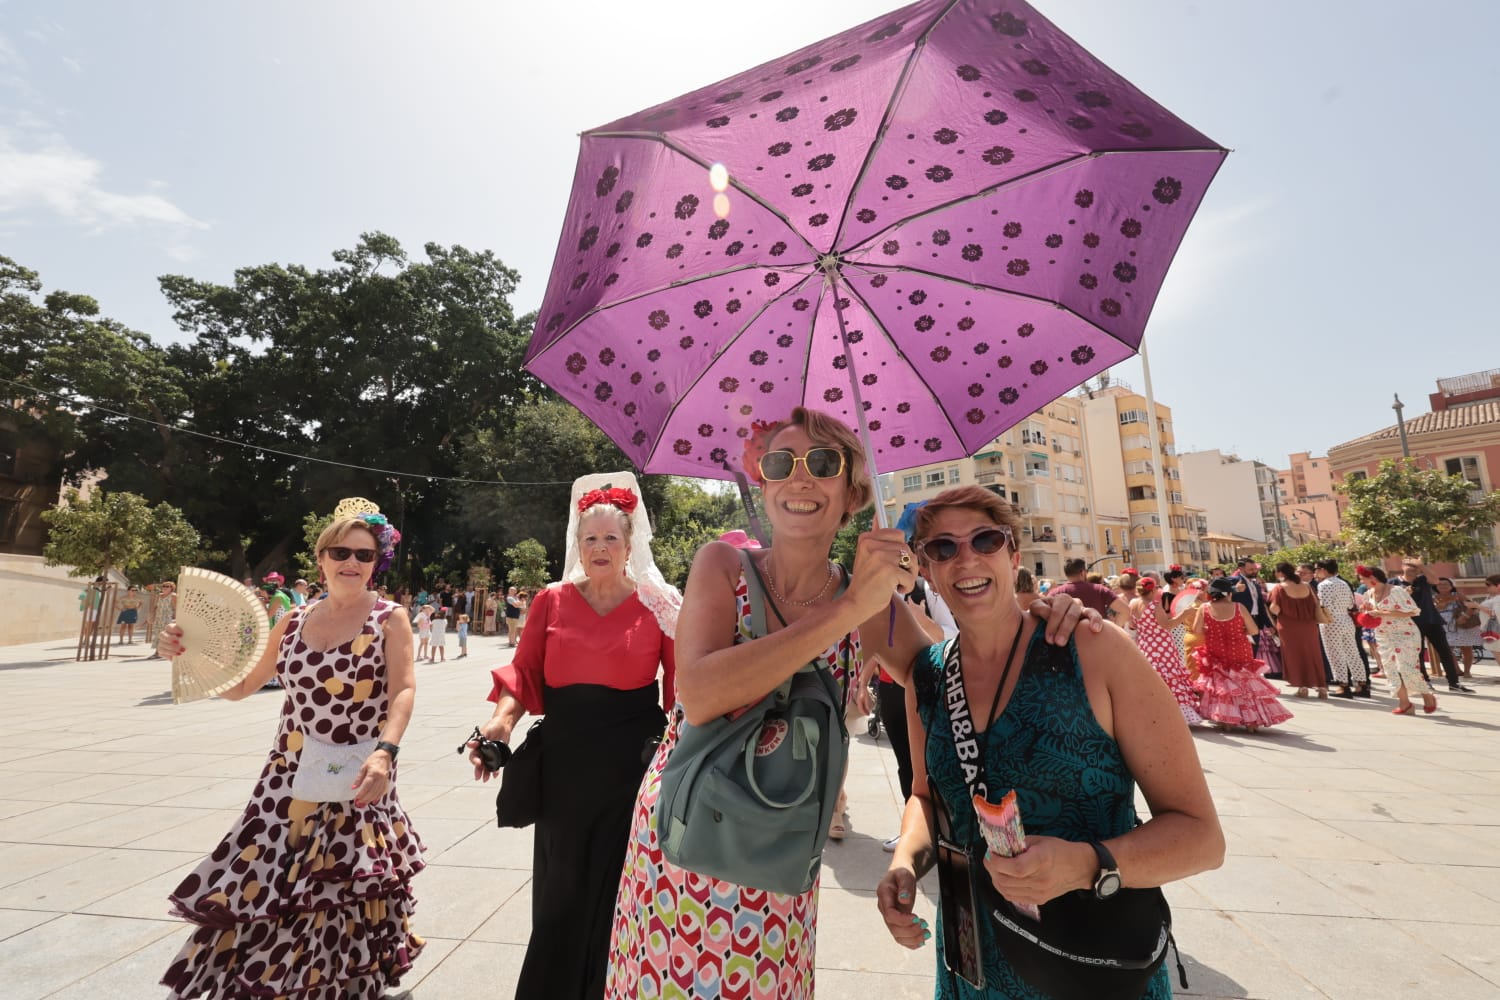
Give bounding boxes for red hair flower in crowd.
[578,487,639,514]
[742,419,779,484]
[1138,578,1157,594]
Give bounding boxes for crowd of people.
[149,403,1496,1000]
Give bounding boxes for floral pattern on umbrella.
[526,0,1226,479]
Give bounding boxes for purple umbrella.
[526,0,1225,499]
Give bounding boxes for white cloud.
[0,127,207,232]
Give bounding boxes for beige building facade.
[1276,451,1344,543]
[1328,369,1500,581]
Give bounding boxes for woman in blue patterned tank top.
[876,487,1225,999]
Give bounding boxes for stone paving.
[0,632,1497,999]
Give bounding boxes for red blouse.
[488,583,675,715]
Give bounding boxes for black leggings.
[878,678,913,801]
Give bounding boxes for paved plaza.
[0,632,1497,999]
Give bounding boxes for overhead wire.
[0,374,577,486]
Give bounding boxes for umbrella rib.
[836,277,969,457]
[839,146,1226,259]
[640,273,821,472]
[525,260,816,366]
[831,0,965,251]
[849,260,1138,353]
[587,129,822,261]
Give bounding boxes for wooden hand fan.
[171,568,272,704]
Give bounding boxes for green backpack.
[655,548,849,895]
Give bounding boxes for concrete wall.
[0,555,106,646]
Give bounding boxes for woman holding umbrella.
[606,408,1095,1000]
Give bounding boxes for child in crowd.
[456,613,469,659]
[416,603,433,661]
[429,608,448,663]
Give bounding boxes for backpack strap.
[738,548,849,727]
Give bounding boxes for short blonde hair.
[767,406,873,522]
[912,486,1022,548]
[314,517,379,555]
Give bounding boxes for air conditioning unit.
[1080,506,1090,514]
[1073,449,1081,457]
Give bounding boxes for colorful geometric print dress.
[162,599,426,1000]
[1131,602,1203,725]
[605,569,860,1000]
[1191,610,1294,731]
[913,631,1172,1000]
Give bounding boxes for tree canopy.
[1339,459,1500,563]
[41,489,201,582]
[4,240,750,592]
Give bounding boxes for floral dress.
[1191,610,1293,730]
[1368,587,1433,697]
[605,570,859,1000]
[162,599,425,999]
[1131,601,1202,725]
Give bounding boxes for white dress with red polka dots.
[162,599,426,1000]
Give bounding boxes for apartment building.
[882,395,1097,581]
[1079,386,1196,575]
[1178,449,1282,547]
[1276,451,1344,543]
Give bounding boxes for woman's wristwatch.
[1088,841,1122,899]
[374,740,401,760]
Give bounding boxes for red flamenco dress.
[1192,609,1294,730]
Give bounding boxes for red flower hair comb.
[578,487,639,514]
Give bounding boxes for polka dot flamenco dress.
[1130,603,1203,725]
[161,600,426,999]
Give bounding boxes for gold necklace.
[763,559,836,607]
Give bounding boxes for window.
[1346,470,1367,482]
[1025,458,1050,478]
[1135,538,1160,552]
[1104,528,1114,547]
[1060,494,1082,513]
[1030,485,1053,511]
[1124,459,1153,476]
[1445,456,1483,488]
[902,474,921,492]
[1119,409,1148,425]
[1311,461,1319,468]
[926,471,946,488]
[1127,486,1156,501]
[1021,425,1047,446]
[1122,434,1151,451]
[948,466,961,484]
[1161,443,1176,457]
[1169,491,1183,505]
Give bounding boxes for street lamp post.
[1295,507,1319,543]
[1392,394,1411,459]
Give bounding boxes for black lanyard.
[942,617,1026,803]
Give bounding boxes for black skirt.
[514,681,665,1000]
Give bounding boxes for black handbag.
[494,718,544,828]
[986,881,1182,1000]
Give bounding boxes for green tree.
[1339,459,1500,562]
[41,489,199,582]
[1248,539,1356,583]
[648,479,744,587]
[297,511,335,581]
[832,507,876,572]
[505,538,551,590]
[131,502,205,584]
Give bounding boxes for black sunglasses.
[917,526,1015,564]
[323,546,377,564]
[758,447,846,482]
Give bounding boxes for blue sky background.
[2,0,1496,470]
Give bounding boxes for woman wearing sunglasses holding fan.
[607,409,1095,1000]
[876,487,1223,999]
[157,500,426,1000]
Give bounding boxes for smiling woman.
[157,503,425,1000]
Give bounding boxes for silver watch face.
[1097,871,1122,898]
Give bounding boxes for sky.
[2,0,1497,474]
